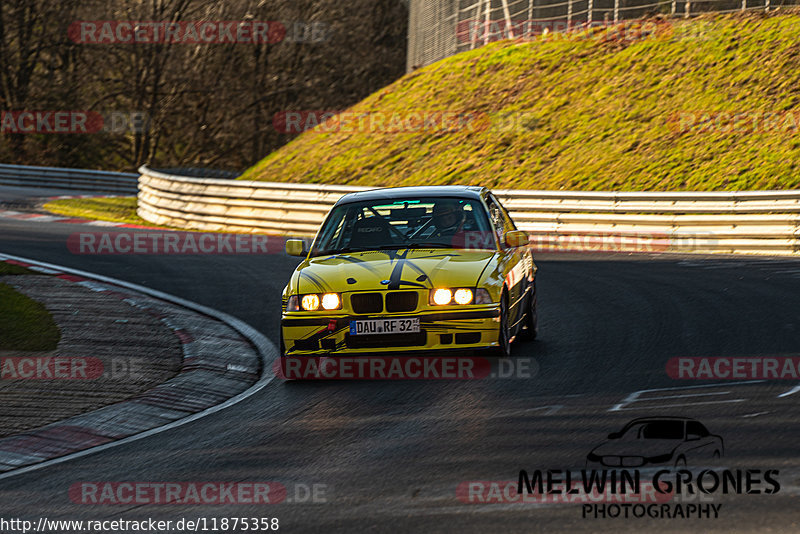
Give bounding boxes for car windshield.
[621,421,685,440]
[311,197,496,257]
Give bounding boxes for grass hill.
[240,12,800,191]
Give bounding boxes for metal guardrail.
[138,166,800,255]
[0,164,138,194]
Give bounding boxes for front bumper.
[281,306,500,356]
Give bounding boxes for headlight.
[321,293,341,310]
[453,288,473,305]
[296,293,341,311]
[432,288,453,306]
[430,288,481,306]
[301,294,320,311]
[286,295,299,311]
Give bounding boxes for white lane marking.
[0,251,277,481]
[521,405,563,416]
[614,399,746,410]
[480,406,564,418]
[778,384,800,398]
[609,381,765,412]
[638,391,732,401]
[741,411,770,418]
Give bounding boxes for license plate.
[349,318,420,335]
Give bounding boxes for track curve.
[1,190,800,532]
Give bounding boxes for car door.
[485,193,528,331]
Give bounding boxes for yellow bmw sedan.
[280,186,537,362]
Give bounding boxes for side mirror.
[285,239,307,257]
[504,230,529,248]
[608,432,621,440]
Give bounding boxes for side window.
[486,194,516,248]
[489,194,517,232]
[485,197,505,246]
[686,421,709,438]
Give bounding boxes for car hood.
[590,439,682,458]
[293,249,497,294]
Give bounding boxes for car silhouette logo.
[586,417,724,468]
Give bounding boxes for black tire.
[495,292,512,357]
[518,279,538,341]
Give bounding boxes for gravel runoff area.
[0,274,183,437]
[0,259,262,472]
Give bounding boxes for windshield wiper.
[314,247,369,256]
[363,243,451,251]
[405,242,451,249]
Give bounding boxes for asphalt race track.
[2,187,800,533]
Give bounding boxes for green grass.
[0,282,60,351]
[44,197,152,226]
[240,12,800,191]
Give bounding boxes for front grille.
[345,331,427,348]
[385,291,418,312]
[351,293,383,314]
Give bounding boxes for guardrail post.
[471,0,483,49]
[685,0,691,17]
[501,0,515,38]
[671,0,677,15]
[614,0,619,23]
[567,0,573,29]
[483,0,491,45]
[588,0,593,26]
[741,0,746,10]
